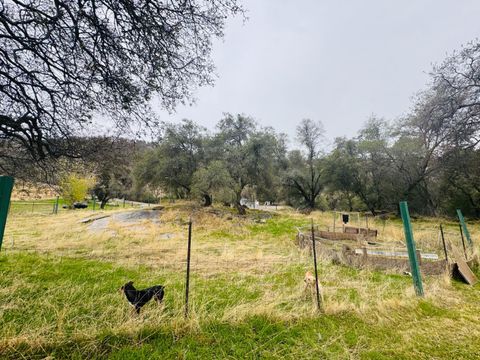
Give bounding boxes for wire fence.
[9,201,58,215]
[0,244,310,276]
[8,198,154,216]
[5,208,472,270]
[296,218,478,266]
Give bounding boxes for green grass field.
[1,203,479,359]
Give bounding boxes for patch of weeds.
[417,300,449,317]
[209,229,237,240]
[266,264,307,289]
[194,275,263,312]
[369,270,408,284]
[249,217,309,237]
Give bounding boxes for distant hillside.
[11,182,59,200]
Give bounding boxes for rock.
[87,209,161,233]
[73,202,88,209]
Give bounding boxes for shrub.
[60,174,94,208]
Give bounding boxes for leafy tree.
[134,120,205,198]
[60,174,93,208]
[353,118,396,215]
[191,161,235,206]
[322,138,359,211]
[247,129,288,203]
[92,171,131,209]
[214,114,285,214]
[283,119,325,209]
[439,148,480,217]
[323,118,395,215]
[75,137,141,208]
[213,114,255,214]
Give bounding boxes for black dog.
[120,281,165,314]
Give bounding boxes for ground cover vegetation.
[0,203,479,359]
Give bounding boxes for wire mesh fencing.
[8,198,157,216]
[9,201,58,215]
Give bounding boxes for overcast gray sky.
[155,0,480,144]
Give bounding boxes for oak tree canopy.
[0,0,242,161]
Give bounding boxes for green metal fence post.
[399,201,424,297]
[0,176,14,251]
[456,209,473,248]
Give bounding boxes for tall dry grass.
[4,204,472,322]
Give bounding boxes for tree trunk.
[475,207,480,219]
[346,192,354,212]
[307,195,316,210]
[234,185,246,215]
[100,198,109,209]
[235,202,246,215]
[203,194,212,207]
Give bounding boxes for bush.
[60,174,94,208]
